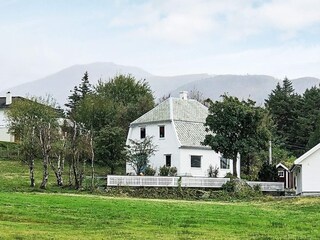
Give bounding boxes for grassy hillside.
[0,159,320,239]
[0,192,319,239]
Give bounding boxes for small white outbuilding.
[126,91,240,177]
[292,143,320,195]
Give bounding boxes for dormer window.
[140,127,146,139]
[159,126,165,138]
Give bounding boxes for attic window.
[159,126,165,138]
[140,127,146,139]
[278,171,284,177]
[191,155,201,168]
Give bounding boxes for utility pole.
[269,140,272,164]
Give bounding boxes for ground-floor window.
[191,155,201,168]
[220,157,230,169]
[165,155,171,167]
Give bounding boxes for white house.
[126,91,240,177]
[292,143,320,195]
[0,92,18,142]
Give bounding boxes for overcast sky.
[1,0,320,89]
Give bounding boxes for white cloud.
[109,0,320,43]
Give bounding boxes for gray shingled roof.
[174,121,210,149]
[131,97,210,148]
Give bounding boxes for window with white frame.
[191,155,201,168]
[159,125,165,138]
[140,127,146,139]
[220,157,230,169]
[278,171,284,177]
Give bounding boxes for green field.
[0,159,320,239]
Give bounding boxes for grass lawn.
[0,159,320,239]
[0,192,320,239]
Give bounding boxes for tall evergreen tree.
[65,71,92,116]
[265,78,302,156]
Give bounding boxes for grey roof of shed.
[131,97,211,148]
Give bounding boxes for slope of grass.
[0,192,319,239]
[0,159,320,239]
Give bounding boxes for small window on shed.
[191,155,201,168]
[278,171,284,177]
[140,127,146,139]
[159,126,165,138]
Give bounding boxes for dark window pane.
[166,155,171,167]
[191,155,201,168]
[220,157,230,169]
[140,127,146,139]
[159,126,165,138]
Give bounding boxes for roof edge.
[294,142,320,165]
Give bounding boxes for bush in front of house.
[159,165,177,176]
[222,178,262,199]
[208,164,219,177]
[144,165,156,176]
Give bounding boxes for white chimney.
[179,91,188,100]
[6,92,12,105]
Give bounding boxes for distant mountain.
[2,62,320,106]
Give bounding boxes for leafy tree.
[127,137,157,175]
[258,162,279,182]
[203,95,270,177]
[6,96,62,188]
[95,126,127,174]
[95,74,154,131]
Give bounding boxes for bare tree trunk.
[49,156,63,187]
[233,152,238,178]
[68,159,72,186]
[40,155,49,189]
[73,153,80,189]
[90,132,95,190]
[29,158,35,187]
[40,123,51,189]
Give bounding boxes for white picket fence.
[106,175,284,191]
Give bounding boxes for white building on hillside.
[126,91,239,177]
[0,92,19,142]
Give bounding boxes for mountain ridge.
[2,62,320,106]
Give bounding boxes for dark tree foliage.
[95,126,127,174]
[65,71,92,116]
[204,95,270,177]
[258,162,279,182]
[296,86,320,150]
[265,78,302,156]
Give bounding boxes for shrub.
[222,180,236,192]
[169,167,177,176]
[144,165,156,176]
[208,164,219,178]
[159,165,177,176]
[258,162,279,181]
[159,165,170,176]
